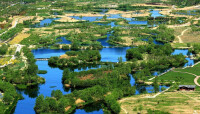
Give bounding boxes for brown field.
[181,30,200,43]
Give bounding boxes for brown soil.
[64,84,70,88]
[79,74,94,80]
[103,70,112,74]
[55,16,79,22]
[65,13,104,17]
[75,98,85,104]
[59,54,70,59]
[65,106,71,112]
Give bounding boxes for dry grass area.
[172,26,200,43]
[122,11,150,18]
[79,74,94,80]
[32,27,80,37]
[65,13,103,17]
[119,91,200,114]
[9,33,30,44]
[131,3,170,8]
[0,56,12,65]
[176,5,200,11]
[75,98,85,104]
[55,16,79,22]
[181,29,200,43]
[121,36,133,45]
[105,9,150,18]
[173,26,188,43]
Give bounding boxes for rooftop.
[179,85,196,88]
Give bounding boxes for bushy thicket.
[48,50,101,68]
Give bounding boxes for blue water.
[97,33,114,46]
[107,14,122,19]
[100,9,108,14]
[142,38,164,45]
[129,20,148,25]
[14,61,71,114]
[71,16,103,22]
[75,109,104,114]
[129,74,169,94]
[32,49,67,58]
[57,36,71,44]
[172,49,194,67]
[32,18,60,28]
[150,10,164,18]
[100,47,131,62]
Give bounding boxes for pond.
[56,36,71,44]
[31,18,60,28]
[172,49,194,67]
[129,74,169,94]
[70,16,103,22]
[150,10,164,18]
[97,33,114,47]
[100,47,131,62]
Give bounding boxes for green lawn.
[175,63,200,76]
[159,71,195,85]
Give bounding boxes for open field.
[119,91,200,114]
[180,29,200,43]
[9,33,30,44]
[159,71,195,85]
[172,26,200,43]
[175,63,200,76]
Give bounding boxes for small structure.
[179,85,196,91]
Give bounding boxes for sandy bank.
[65,13,104,17]
[55,16,79,22]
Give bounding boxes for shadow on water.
[129,74,169,94]
[72,102,104,114]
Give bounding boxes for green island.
[0,0,200,113]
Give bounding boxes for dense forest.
[48,50,101,68]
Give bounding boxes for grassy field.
[158,71,195,85]
[175,63,200,76]
[171,43,188,48]
[119,91,200,114]
[155,63,200,85]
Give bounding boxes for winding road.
[177,28,190,43]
